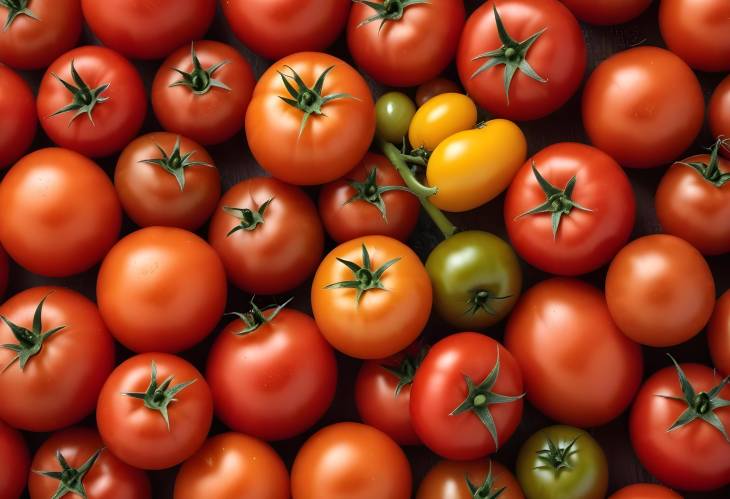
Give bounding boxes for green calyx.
[466,290,513,316]
[450,350,525,450]
[227,297,293,336]
[381,346,428,397]
[465,463,507,499]
[534,434,579,476]
[1,0,37,31]
[139,135,213,191]
[122,361,196,431]
[657,354,730,441]
[0,294,66,372]
[170,43,230,95]
[325,243,401,304]
[223,198,273,236]
[50,60,110,125]
[471,5,547,103]
[346,167,413,221]
[678,137,730,187]
[33,448,102,499]
[354,0,429,31]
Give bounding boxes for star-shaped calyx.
[1,0,38,31]
[169,42,230,95]
[354,0,429,31]
[346,167,413,222]
[138,135,213,191]
[325,244,401,304]
[50,60,110,125]
[33,449,102,499]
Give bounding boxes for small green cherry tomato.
[376,92,417,145]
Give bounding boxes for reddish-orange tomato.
[417,460,524,499]
[709,290,730,375]
[559,0,652,25]
[709,75,730,159]
[609,484,682,499]
[416,78,463,106]
[0,419,29,499]
[0,65,36,169]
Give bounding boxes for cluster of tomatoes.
[0,0,729,498]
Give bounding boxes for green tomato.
[516,425,608,499]
[375,91,416,144]
[425,231,522,329]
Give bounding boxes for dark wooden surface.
[10,1,729,497]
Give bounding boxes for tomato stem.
[33,448,102,499]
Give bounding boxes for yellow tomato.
[427,119,527,212]
[408,93,477,151]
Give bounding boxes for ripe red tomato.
[417,459,524,499]
[504,143,635,276]
[630,359,730,491]
[81,0,215,60]
[0,419,29,499]
[152,41,255,145]
[97,353,213,470]
[411,333,524,460]
[29,427,151,499]
[0,0,81,69]
[37,46,146,158]
[115,132,221,231]
[0,65,36,169]
[245,52,375,185]
[505,279,643,427]
[709,290,730,375]
[0,287,115,431]
[206,300,337,441]
[347,0,465,87]
[559,0,652,25]
[291,422,412,499]
[97,227,227,353]
[174,433,290,499]
[208,177,324,294]
[582,46,704,168]
[457,0,586,121]
[709,75,730,159]
[318,153,420,243]
[609,484,682,499]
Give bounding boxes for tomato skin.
[0,287,115,432]
[418,460,524,499]
[408,93,477,152]
[318,153,420,243]
[709,290,730,375]
[97,227,227,353]
[559,0,652,25]
[630,363,730,491]
[608,484,683,499]
[505,279,643,427]
[504,143,635,276]
[174,433,290,499]
[582,46,704,169]
[376,92,417,144]
[0,419,29,499]
[709,75,730,159]
[208,177,324,294]
[347,0,465,87]
[291,422,412,499]
[0,65,36,169]
[415,78,463,107]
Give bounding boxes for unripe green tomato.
[375,92,416,144]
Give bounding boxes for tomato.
[428,119,527,212]
[29,427,151,499]
[222,0,350,61]
[457,0,585,121]
[411,332,524,460]
[505,279,643,427]
[152,41,255,146]
[709,290,730,375]
[659,0,730,72]
[97,227,227,353]
[291,422,412,499]
[0,287,115,431]
[311,235,432,359]
[376,92,417,144]
[0,0,81,69]
[0,65,35,169]
[81,0,215,60]
[609,484,683,499]
[504,142,635,275]
[174,433,289,499]
[582,46,704,169]
[318,153,420,243]
[37,46,146,158]
[408,93,477,152]
[206,299,337,441]
[559,0,652,25]
[347,0,465,87]
[709,75,730,159]
[115,132,221,231]
[417,459,524,499]
[516,425,608,499]
[415,78,462,106]
[630,358,730,491]
[208,177,324,294]
[0,419,29,499]
[97,353,213,470]
[426,231,522,329]
[605,234,715,347]
[245,52,375,185]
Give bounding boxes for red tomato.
[0,0,81,69]
[609,484,682,499]
[411,332,524,460]
[97,227,227,353]
[0,65,36,169]
[97,353,213,470]
[245,52,375,185]
[81,0,215,60]
[208,177,324,294]
[504,143,635,276]
[415,78,463,106]
[417,460,524,499]
[0,287,115,431]
[0,419,29,499]
[291,422,412,499]
[29,427,151,499]
[206,300,337,441]
[115,132,221,231]
[559,0,652,25]
[37,46,146,158]
[630,359,730,491]
[505,279,643,427]
[174,433,289,499]
[152,41,255,145]
[347,0,465,87]
[457,0,586,121]
[582,46,704,168]
[709,290,730,375]
[318,153,420,243]
[709,75,730,159]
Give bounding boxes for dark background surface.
[10,1,730,497]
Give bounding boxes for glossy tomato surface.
[417,459,524,499]
[408,92,477,152]
[709,75,730,159]
[609,484,683,499]
[709,290,730,375]
[560,0,652,25]
[0,65,36,169]
[0,419,29,499]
